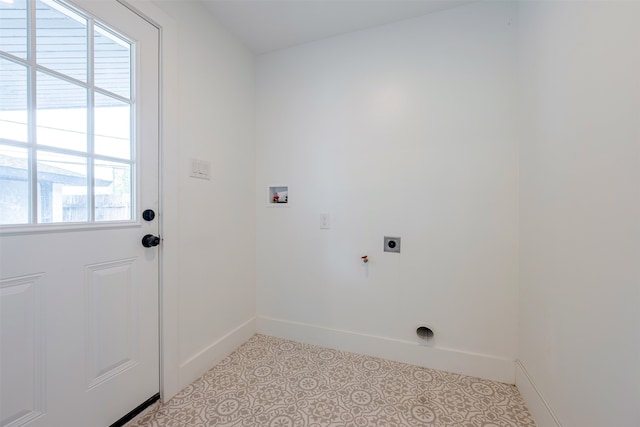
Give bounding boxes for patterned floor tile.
[129,334,536,426]
[124,402,189,427]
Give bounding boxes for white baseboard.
[515,360,562,427]
[257,316,515,384]
[178,317,256,390]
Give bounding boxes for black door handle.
[142,234,160,248]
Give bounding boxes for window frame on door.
[0,0,138,230]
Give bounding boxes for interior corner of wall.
[177,317,256,390]
[515,360,562,427]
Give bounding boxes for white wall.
[517,2,640,426]
[146,1,640,421]
[154,1,256,390]
[255,1,519,383]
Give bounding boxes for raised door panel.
[85,259,139,389]
[0,275,44,427]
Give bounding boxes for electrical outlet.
[320,213,330,229]
[384,236,401,253]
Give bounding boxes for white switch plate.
[190,158,211,180]
[320,213,330,229]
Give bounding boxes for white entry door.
[0,0,160,426]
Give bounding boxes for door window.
[0,0,134,226]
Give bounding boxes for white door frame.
[116,0,180,401]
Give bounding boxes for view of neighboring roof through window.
[0,0,135,226]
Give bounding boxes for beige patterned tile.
[124,402,188,427]
[129,334,536,427]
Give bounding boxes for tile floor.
[126,334,536,426]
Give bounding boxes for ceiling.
[201,0,476,54]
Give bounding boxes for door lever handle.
[142,234,161,248]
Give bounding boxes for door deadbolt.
[142,209,155,221]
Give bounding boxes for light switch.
[320,213,330,229]
[190,158,211,180]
